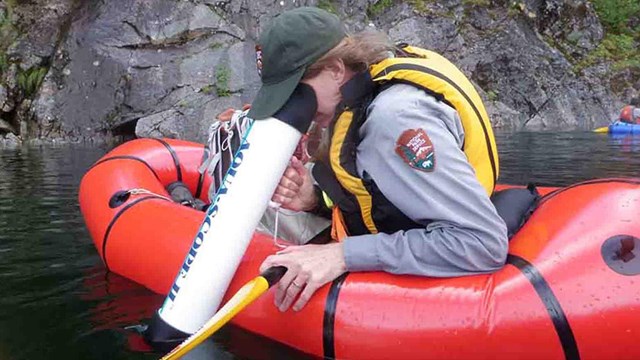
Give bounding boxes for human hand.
[216,104,252,121]
[271,156,317,212]
[259,243,347,312]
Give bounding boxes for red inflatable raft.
[79,138,640,360]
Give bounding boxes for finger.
[290,156,307,178]
[271,188,295,205]
[275,184,297,198]
[241,103,251,111]
[274,266,298,307]
[262,263,292,307]
[271,194,284,204]
[279,177,301,192]
[274,187,298,203]
[268,199,282,209]
[279,274,308,312]
[277,198,297,211]
[217,108,235,121]
[259,254,283,273]
[292,281,320,312]
[283,166,304,187]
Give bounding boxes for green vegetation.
[462,0,492,18]
[200,84,214,95]
[462,0,491,7]
[316,0,338,15]
[406,1,453,17]
[542,34,573,63]
[576,33,640,72]
[367,0,393,17]
[407,0,429,14]
[507,1,522,17]
[0,53,7,74]
[574,0,640,74]
[0,5,18,75]
[566,30,583,44]
[367,0,444,18]
[487,90,499,101]
[591,0,640,33]
[0,6,16,47]
[215,64,230,97]
[17,66,47,98]
[104,109,120,128]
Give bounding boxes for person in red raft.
[225,7,511,313]
[618,97,640,124]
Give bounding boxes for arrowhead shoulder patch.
[395,128,435,172]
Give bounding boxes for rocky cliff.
[0,0,638,145]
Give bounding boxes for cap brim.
[247,67,306,120]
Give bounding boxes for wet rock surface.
[0,0,637,142]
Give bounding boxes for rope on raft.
[199,109,288,249]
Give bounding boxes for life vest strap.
[331,207,349,242]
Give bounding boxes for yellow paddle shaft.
[593,126,609,133]
[161,276,270,360]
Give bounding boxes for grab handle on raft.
[160,266,287,360]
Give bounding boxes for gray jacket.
[341,84,508,277]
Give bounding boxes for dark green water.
[0,132,638,359]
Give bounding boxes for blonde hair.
[304,30,395,79]
[304,30,395,162]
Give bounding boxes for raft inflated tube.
[608,121,640,134]
[146,84,317,341]
[81,142,640,359]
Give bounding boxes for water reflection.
[495,131,640,187]
[607,133,640,154]
[0,132,638,359]
[82,265,314,360]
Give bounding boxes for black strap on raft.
[507,255,580,360]
[151,138,183,182]
[323,273,348,359]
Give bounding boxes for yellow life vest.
[320,45,500,237]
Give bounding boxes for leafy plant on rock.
[17,66,47,98]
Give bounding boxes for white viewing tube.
[157,116,302,334]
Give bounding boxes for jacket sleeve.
[342,84,508,277]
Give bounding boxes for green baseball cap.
[247,7,346,120]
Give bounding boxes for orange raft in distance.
[79,138,640,360]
